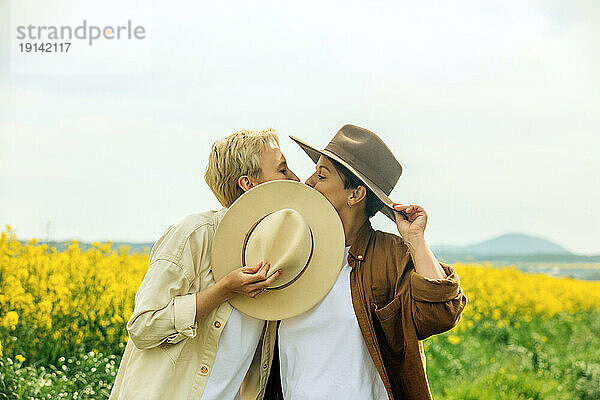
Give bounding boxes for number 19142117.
[19,43,71,52]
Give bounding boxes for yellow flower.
[492,309,502,320]
[2,311,19,330]
[447,335,461,345]
[15,354,25,362]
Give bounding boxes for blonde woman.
[110,129,299,400]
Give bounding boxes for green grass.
[426,311,600,400]
[0,352,119,400]
[1,311,599,399]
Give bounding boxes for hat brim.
[289,135,399,222]
[211,180,345,321]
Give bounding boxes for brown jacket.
[266,220,467,400]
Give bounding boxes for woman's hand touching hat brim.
[392,203,428,243]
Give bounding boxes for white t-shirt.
[278,247,388,400]
[200,308,264,400]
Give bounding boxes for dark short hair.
[328,157,384,218]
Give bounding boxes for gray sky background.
[1,0,599,254]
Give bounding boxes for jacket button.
[214,321,221,328]
[263,363,268,370]
[200,366,209,375]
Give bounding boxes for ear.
[348,186,367,207]
[238,175,255,192]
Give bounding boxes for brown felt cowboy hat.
[211,180,345,320]
[290,124,403,222]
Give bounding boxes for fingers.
[241,261,263,274]
[393,210,408,223]
[246,262,271,283]
[393,209,409,221]
[393,203,417,211]
[235,261,284,298]
[241,261,271,281]
[393,203,425,215]
[263,270,282,286]
[392,203,427,229]
[242,262,281,283]
[246,270,281,291]
[244,269,282,298]
[406,205,423,214]
[258,261,270,276]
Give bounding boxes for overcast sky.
[1,0,599,254]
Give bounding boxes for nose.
[305,174,316,188]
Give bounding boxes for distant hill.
[432,233,572,256]
[20,240,154,254]
[434,252,600,265]
[431,232,600,265]
[21,232,598,262]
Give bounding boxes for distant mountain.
[430,232,600,265]
[20,240,154,254]
[432,233,572,256]
[22,233,591,260]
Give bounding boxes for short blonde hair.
[205,128,280,207]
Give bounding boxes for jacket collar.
[348,219,375,262]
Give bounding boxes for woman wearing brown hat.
[268,125,467,400]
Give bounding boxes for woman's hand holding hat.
[221,261,282,299]
[392,203,428,245]
[194,261,282,321]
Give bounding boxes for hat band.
[241,213,315,291]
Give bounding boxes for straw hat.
[290,124,403,222]
[211,180,345,320]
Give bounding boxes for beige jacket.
[110,209,277,400]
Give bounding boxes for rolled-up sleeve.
[410,263,467,340]
[172,293,197,337]
[127,258,198,350]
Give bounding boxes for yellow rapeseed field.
[1,226,600,361]
[0,228,147,360]
[452,263,600,331]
